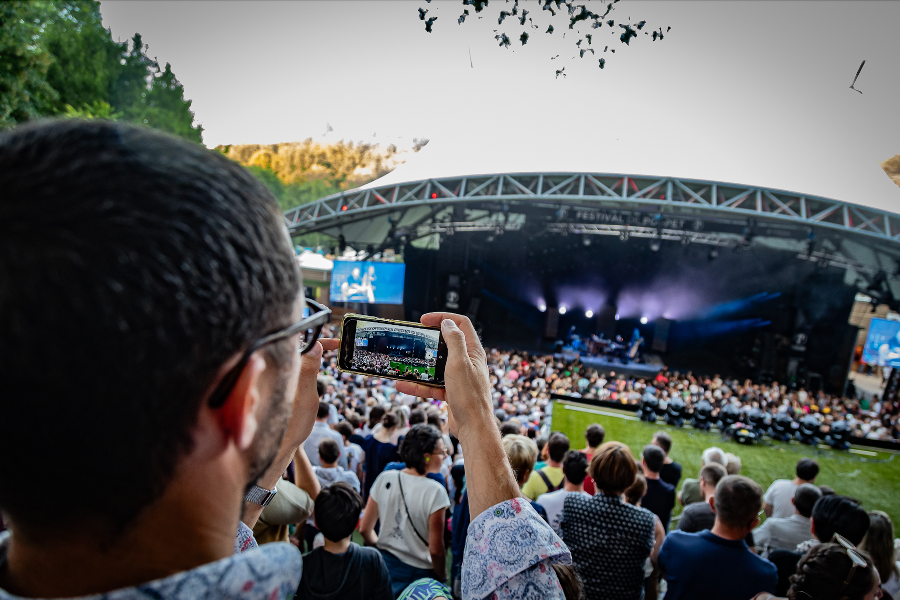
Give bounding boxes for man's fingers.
[396,380,446,401]
[440,319,468,359]
[421,312,483,356]
[319,338,340,352]
[298,341,323,375]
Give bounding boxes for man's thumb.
[441,319,466,355]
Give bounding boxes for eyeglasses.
[207,298,331,408]
[833,533,868,590]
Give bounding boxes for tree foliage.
[217,139,425,212]
[0,1,202,142]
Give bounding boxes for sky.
[99,1,900,212]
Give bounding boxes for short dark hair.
[642,445,665,474]
[399,424,442,474]
[547,432,571,463]
[699,463,728,489]
[381,412,399,429]
[314,481,364,542]
[317,401,331,420]
[714,475,764,529]
[811,495,870,546]
[334,421,353,440]
[562,450,589,485]
[793,483,822,519]
[316,380,326,398]
[796,458,819,482]
[624,472,648,506]
[0,120,299,534]
[368,405,386,429]
[500,422,521,437]
[652,431,672,455]
[409,408,426,426]
[318,438,341,465]
[585,424,606,448]
[591,442,637,495]
[426,409,442,429]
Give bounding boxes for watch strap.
[245,484,278,506]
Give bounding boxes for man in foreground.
[0,121,570,599]
[659,475,777,600]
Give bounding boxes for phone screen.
[339,315,447,387]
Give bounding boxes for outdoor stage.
[555,351,665,377]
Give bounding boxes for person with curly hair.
[360,424,450,597]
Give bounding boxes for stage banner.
[329,261,406,305]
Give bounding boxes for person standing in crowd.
[659,476,777,600]
[360,424,450,597]
[360,412,402,501]
[623,472,667,600]
[724,452,743,475]
[640,444,676,531]
[768,494,872,596]
[676,463,729,534]
[753,484,821,558]
[522,432,570,500]
[537,451,591,535]
[534,436,549,471]
[581,424,606,495]
[502,435,550,520]
[764,458,820,519]
[334,421,364,482]
[859,511,900,598]
[560,442,657,600]
[305,401,348,469]
[297,482,393,600]
[652,431,682,489]
[363,405,386,437]
[754,542,883,600]
[305,439,361,549]
[679,446,726,506]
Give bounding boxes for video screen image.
[351,321,440,382]
[330,261,406,305]
[861,318,900,368]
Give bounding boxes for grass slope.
[551,400,900,526]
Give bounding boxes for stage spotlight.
[615,314,620,320]
[585,310,594,318]
[559,306,567,314]
[583,237,591,246]
[640,317,648,324]
[619,230,629,241]
[650,239,661,252]
[486,235,495,243]
[538,303,547,312]
[708,248,719,261]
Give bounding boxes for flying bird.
[520,32,529,45]
[425,16,437,32]
[323,122,333,136]
[546,24,554,34]
[555,67,566,78]
[459,9,469,24]
[849,60,866,94]
[551,54,560,59]
[418,8,427,20]
[598,58,606,69]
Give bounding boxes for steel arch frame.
[284,172,900,247]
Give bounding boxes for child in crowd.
[296,482,393,600]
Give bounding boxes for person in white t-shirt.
[360,424,451,597]
[537,450,591,535]
[763,458,819,519]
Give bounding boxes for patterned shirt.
[559,493,656,600]
[463,498,572,600]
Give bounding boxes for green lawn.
[390,361,436,378]
[551,399,900,526]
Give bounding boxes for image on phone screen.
[341,317,446,386]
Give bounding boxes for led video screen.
[329,261,405,304]
[861,318,900,367]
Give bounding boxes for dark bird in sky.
[519,9,529,25]
[580,48,595,58]
[619,23,637,45]
[604,45,608,52]
[463,0,488,12]
[850,60,866,94]
[520,32,529,45]
[418,8,427,20]
[556,67,566,78]
[607,19,614,27]
[636,20,647,30]
[499,11,511,24]
[425,16,437,32]
[495,32,511,48]
[547,24,554,34]
[667,26,671,32]
[459,9,469,24]
[598,58,606,69]
[551,54,560,59]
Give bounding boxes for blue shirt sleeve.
[462,498,570,600]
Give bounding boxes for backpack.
[536,468,564,492]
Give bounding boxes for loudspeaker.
[652,318,674,352]
[544,308,560,338]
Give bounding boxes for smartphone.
[338,314,448,388]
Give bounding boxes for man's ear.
[709,495,716,513]
[810,517,816,538]
[217,354,267,450]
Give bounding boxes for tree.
[0,1,58,129]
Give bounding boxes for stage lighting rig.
[708,249,719,261]
[650,238,661,252]
[585,310,593,318]
[640,317,648,324]
[559,306,567,314]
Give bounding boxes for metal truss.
[546,223,740,246]
[284,172,900,247]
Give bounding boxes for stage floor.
[554,352,665,377]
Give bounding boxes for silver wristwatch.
[245,484,278,506]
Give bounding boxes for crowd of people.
[2,120,898,600]
[350,350,434,381]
